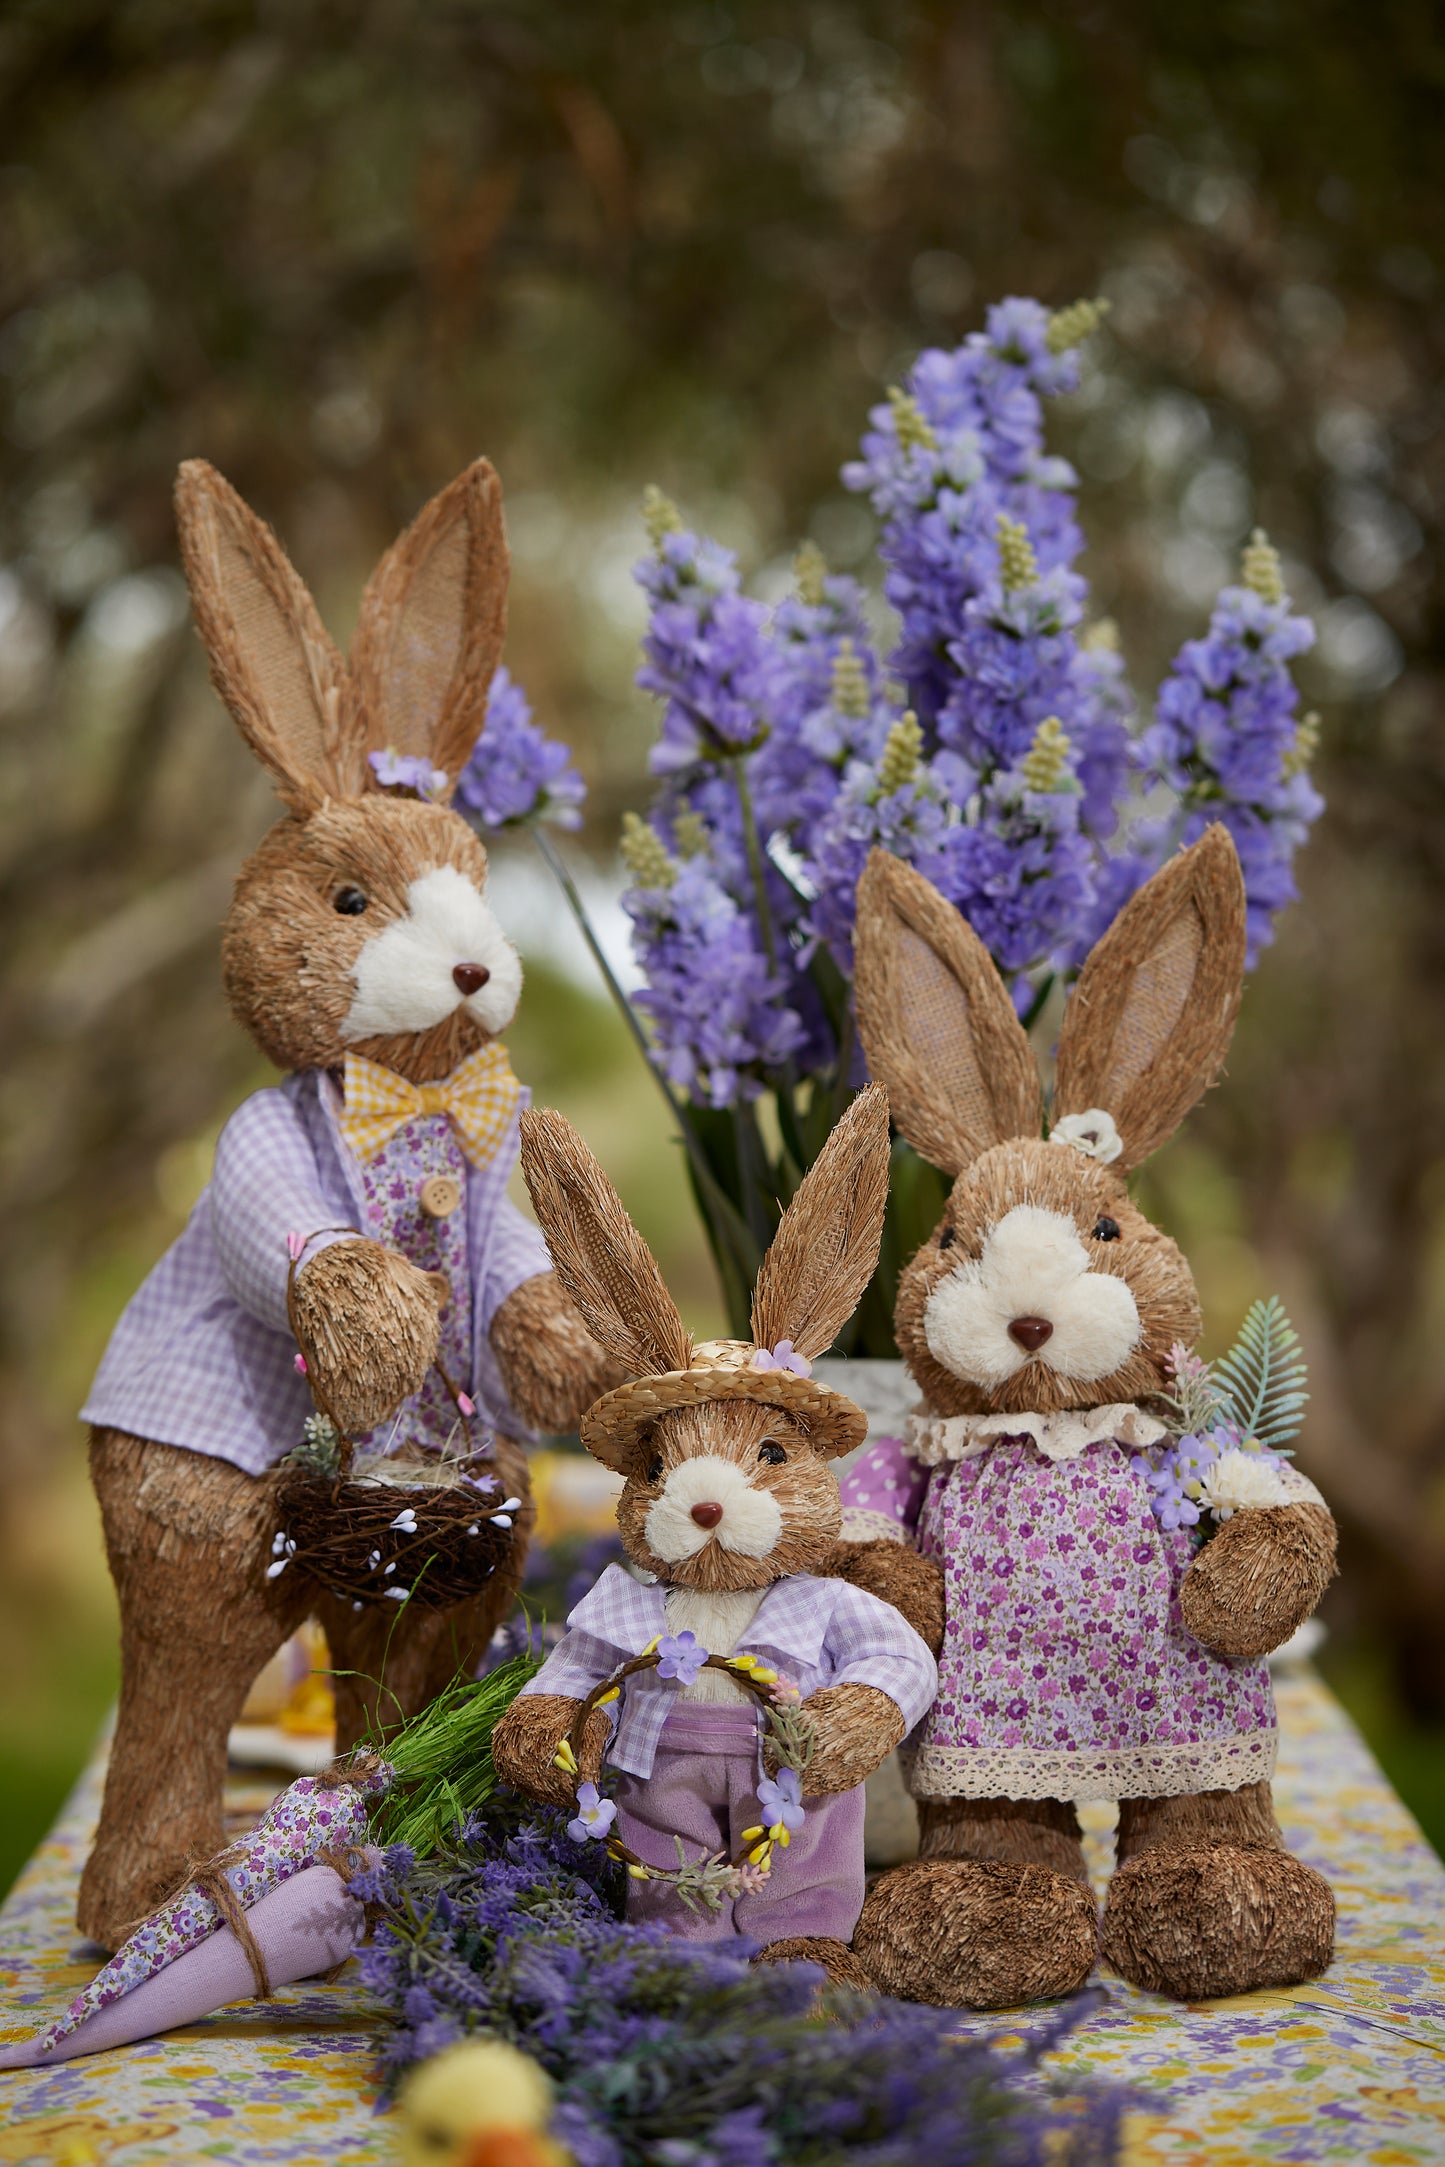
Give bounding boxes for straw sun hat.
[580,1338,868,1474]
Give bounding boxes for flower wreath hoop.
[553,1635,818,1914]
[268,1229,520,1610]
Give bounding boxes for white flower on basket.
[1199,1446,1291,1519]
[1049,1109,1123,1164]
[389,1508,418,1533]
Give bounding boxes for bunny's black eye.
[646,1456,663,1484]
[758,1442,787,1466]
[334,886,368,916]
[1093,1216,1121,1242]
[938,1225,957,1250]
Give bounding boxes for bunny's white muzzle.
[645,1454,783,1565]
[924,1204,1141,1389]
[342,865,522,1041]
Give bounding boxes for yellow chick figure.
[397,2037,571,2167]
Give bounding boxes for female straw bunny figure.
[491,1086,938,1984]
[829,828,1337,2007]
[77,460,615,1950]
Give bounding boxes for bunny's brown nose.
[690,1501,723,1529]
[452,962,491,996]
[1008,1315,1054,1353]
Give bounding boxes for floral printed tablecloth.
[0,1669,1441,2164]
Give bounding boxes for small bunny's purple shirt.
[522,1564,938,1780]
[81,1068,551,1475]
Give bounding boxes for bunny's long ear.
[853,850,1041,1176]
[520,1107,692,1381]
[350,459,508,790]
[751,1083,891,1360]
[175,461,363,812]
[1053,823,1247,1171]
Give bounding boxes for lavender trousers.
[614,1706,866,1947]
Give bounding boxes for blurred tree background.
[0,0,1442,1888]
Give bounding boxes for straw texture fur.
[1179,1502,1338,1661]
[490,1271,624,1435]
[854,851,1040,1176]
[822,1539,946,1655]
[854,1857,1098,2008]
[751,1085,891,1358]
[1053,823,1247,1170]
[519,1106,693,1383]
[289,1238,445,1438]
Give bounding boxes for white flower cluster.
[1198,1446,1292,1520]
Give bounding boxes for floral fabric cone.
[31,1765,390,2054]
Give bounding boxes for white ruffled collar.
[905,1401,1167,1468]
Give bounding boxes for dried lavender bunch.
[357,1798,1129,2165]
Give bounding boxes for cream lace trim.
[838,1507,908,1547]
[906,1401,1168,1468]
[902,1728,1279,1804]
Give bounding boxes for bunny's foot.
[752,1936,874,1992]
[1102,1780,1334,1998]
[853,1798,1098,2007]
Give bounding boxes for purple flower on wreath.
[454,667,586,830]
[369,747,449,800]
[656,1631,707,1687]
[756,1768,806,1837]
[566,1783,618,1844]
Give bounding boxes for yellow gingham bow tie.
[339,1043,522,1169]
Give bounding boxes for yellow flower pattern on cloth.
[340,1043,522,1169]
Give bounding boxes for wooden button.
[419,1175,462,1220]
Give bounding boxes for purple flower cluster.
[454,666,586,831]
[620,300,1323,1114]
[360,1797,1127,2164]
[624,848,808,1106]
[1140,541,1322,963]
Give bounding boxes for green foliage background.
[1,0,1443,1885]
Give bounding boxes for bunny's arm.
[794,1581,940,1794]
[492,1600,624,1807]
[1181,1486,1338,1663]
[489,1269,625,1435]
[821,1436,946,1654]
[211,1088,445,1433]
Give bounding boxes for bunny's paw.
[490,1271,625,1434]
[491,1693,611,1810]
[855,1858,1098,2007]
[1180,1502,1338,1662]
[291,1238,445,1436]
[791,1682,906,1795]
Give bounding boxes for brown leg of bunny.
[852,1797,1099,2008]
[319,1434,534,1749]
[1102,1780,1334,1999]
[752,1938,875,1992]
[78,1431,312,1951]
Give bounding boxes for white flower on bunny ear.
[1049,1109,1124,1165]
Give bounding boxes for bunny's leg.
[852,1796,1099,2008]
[1103,1779,1334,1998]
[317,1435,534,1749]
[78,1430,311,1952]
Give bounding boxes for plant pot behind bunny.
[827,828,1338,2008]
[75,461,617,1951]
[490,1086,938,1986]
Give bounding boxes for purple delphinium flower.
[655,1631,707,1686]
[623,846,808,1105]
[942,754,1097,980]
[804,716,958,973]
[1140,534,1322,963]
[454,666,586,830]
[636,506,781,776]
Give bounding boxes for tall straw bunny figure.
[76,460,616,1949]
[491,1086,938,1984]
[829,828,1338,2007]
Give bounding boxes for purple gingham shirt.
[81,1068,551,1475]
[521,1563,938,1779]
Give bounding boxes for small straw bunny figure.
[76,460,616,1950]
[491,1086,938,1985]
[828,828,1338,2008]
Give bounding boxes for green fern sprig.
[1210,1296,1309,1453]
